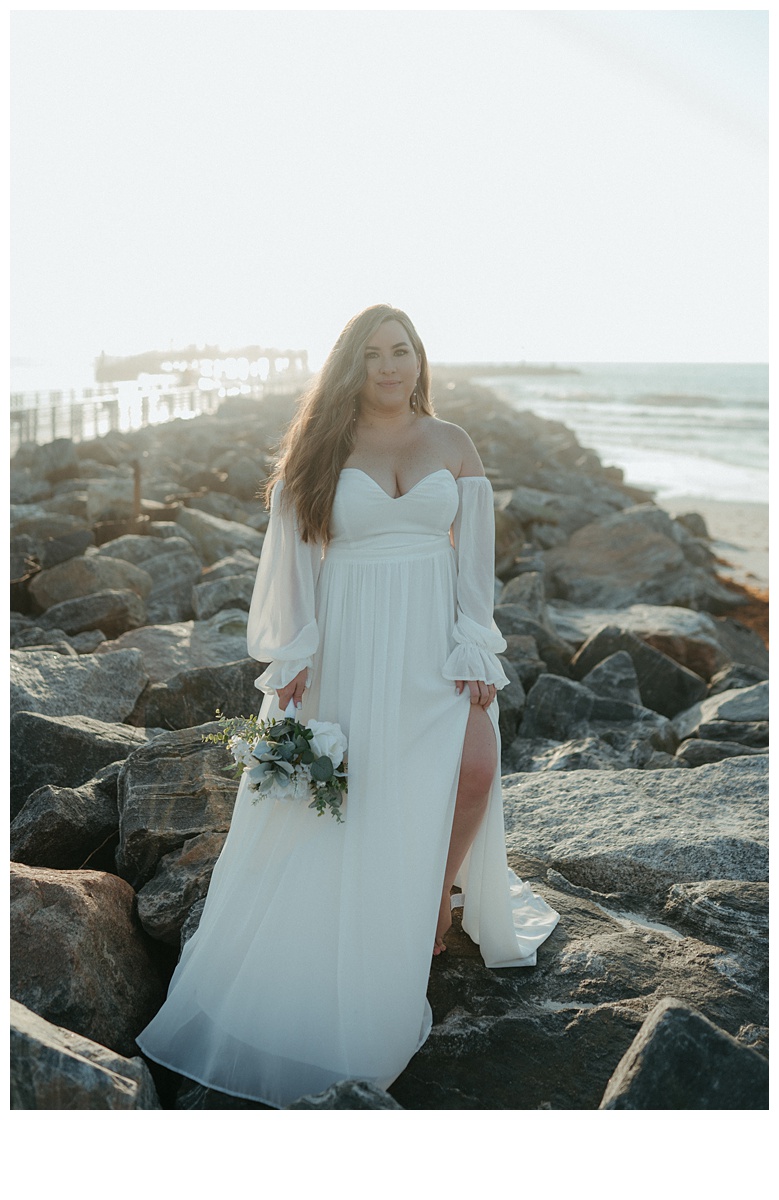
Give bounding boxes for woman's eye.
[394,349,408,356]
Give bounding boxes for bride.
[135,304,559,1107]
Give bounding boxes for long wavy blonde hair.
[264,304,435,544]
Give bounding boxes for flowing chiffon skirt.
[136,469,559,1107]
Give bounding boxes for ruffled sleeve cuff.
[442,612,510,689]
[254,658,314,695]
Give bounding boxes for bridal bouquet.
[204,707,348,822]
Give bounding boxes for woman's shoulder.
[423,417,485,478]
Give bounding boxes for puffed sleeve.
[246,479,323,695]
[442,475,510,689]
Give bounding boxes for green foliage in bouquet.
[203,710,347,822]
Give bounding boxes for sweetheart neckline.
[340,467,456,501]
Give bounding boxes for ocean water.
[483,363,768,505]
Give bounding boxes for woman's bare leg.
[435,703,498,952]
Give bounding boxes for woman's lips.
[378,381,401,388]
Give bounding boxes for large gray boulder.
[10,864,167,1058]
[199,549,260,583]
[502,756,768,902]
[10,711,149,820]
[136,831,226,944]
[505,733,676,774]
[95,609,250,683]
[497,570,549,622]
[10,467,52,505]
[708,663,768,695]
[11,1000,161,1110]
[10,647,148,722]
[662,880,768,948]
[11,763,122,871]
[674,738,766,768]
[501,633,547,691]
[517,673,676,751]
[28,555,153,610]
[546,601,728,676]
[15,528,95,572]
[143,547,203,624]
[37,588,147,639]
[192,573,255,620]
[496,656,526,746]
[85,476,135,524]
[127,658,263,729]
[599,998,768,1109]
[116,724,239,889]
[579,651,643,708]
[494,605,574,676]
[570,626,707,718]
[672,682,769,741]
[175,507,265,565]
[23,437,81,483]
[11,514,90,562]
[93,534,205,625]
[543,506,743,613]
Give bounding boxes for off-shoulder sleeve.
[246,479,323,695]
[442,475,510,689]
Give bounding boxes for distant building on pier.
[94,344,309,389]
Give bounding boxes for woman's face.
[358,319,421,412]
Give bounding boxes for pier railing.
[9,374,307,456]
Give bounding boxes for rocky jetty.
[9,379,768,1109]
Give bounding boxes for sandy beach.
[661,495,769,592]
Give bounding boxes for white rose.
[229,736,255,767]
[306,720,348,768]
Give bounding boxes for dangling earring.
[352,399,359,427]
[410,384,419,413]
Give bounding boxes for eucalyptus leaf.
[310,755,334,782]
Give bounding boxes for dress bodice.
[328,468,460,559]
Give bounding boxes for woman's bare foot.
[434,893,452,955]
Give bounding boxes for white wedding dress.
[136,468,559,1107]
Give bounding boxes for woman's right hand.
[276,668,308,713]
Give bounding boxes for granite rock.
[11,762,122,871]
[127,658,263,730]
[672,682,769,741]
[175,507,265,565]
[10,863,167,1058]
[10,710,149,820]
[518,673,676,752]
[502,757,768,903]
[599,998,768,1109]
[11,999,161,1110]
[136,831,227,944]
[37,588,147,639]
[10,647,148,722]
[95,609,250,683]
[543,505,743,613]
[674,738,766,767]
[192,573,255,620]
[580,651,643,708]
[570,626,707,718]
[29,555,153,610]
[116,723,239,889]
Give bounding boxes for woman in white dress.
[136,304,559,1107]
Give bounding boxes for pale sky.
[10,5,768,371]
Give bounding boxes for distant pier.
[10,344,310,454]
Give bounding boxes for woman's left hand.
[456,680,497,708]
